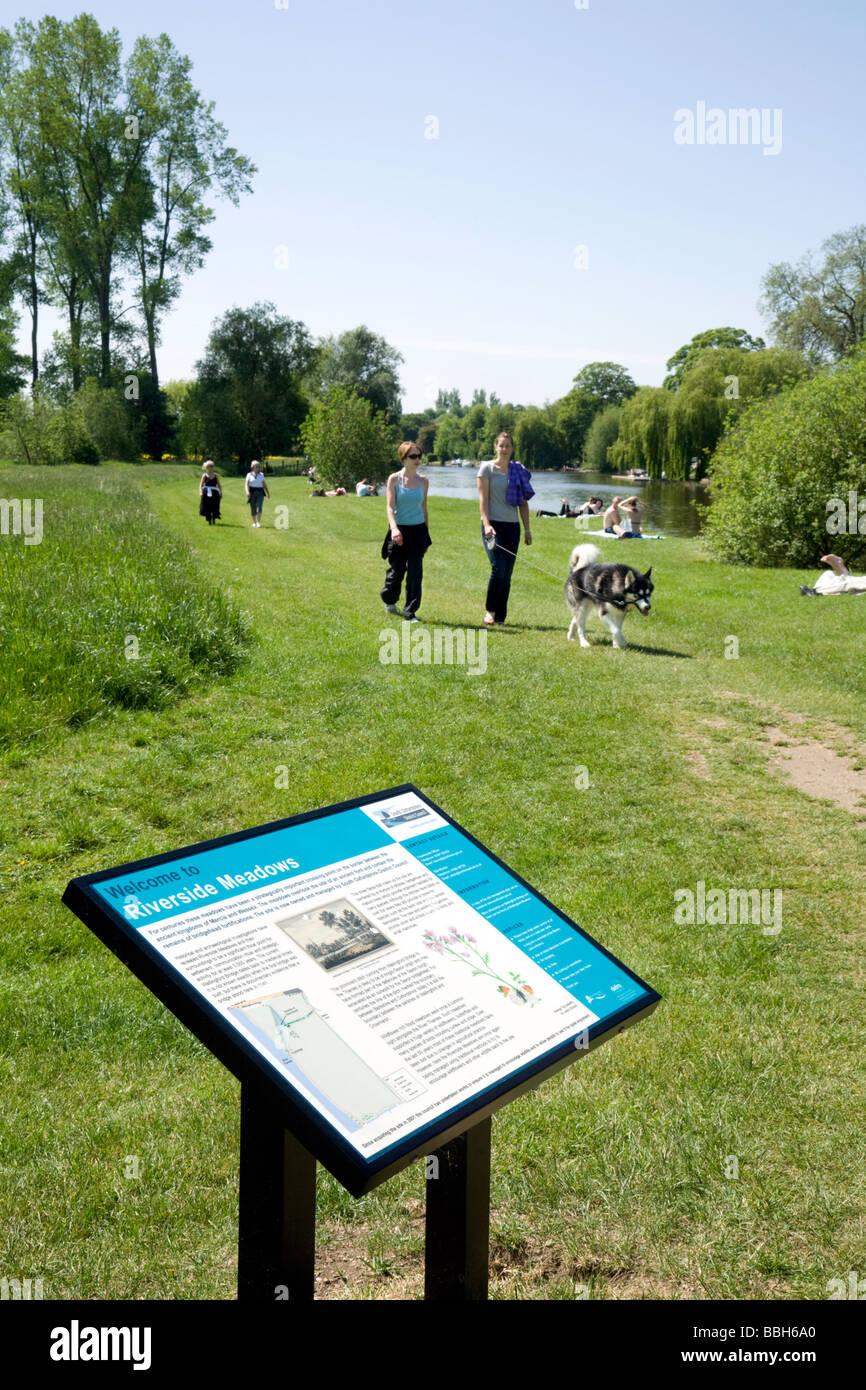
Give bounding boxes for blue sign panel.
[64,786,659,1194]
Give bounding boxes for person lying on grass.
[799,554,866,596]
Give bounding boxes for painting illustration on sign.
[276,897,394,974]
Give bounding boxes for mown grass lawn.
[1,463,864,1300]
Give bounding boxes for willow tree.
[613,348,812,479]
[609,388,677,478]
[673,345,811,478]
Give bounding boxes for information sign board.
[63,786,659,1196]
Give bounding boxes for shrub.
[300,387,394,488]
[76,378,143,460]
[0,390,67,465]
[703,348,866,568]
[0,381,143,464]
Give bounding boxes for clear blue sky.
[4,0,864,409]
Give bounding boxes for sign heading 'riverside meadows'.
[105,855,301,920]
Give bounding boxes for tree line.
[398,225,866,480]
[0,17,862,485]
[609,223,865,480]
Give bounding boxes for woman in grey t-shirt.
[477,431,532,625]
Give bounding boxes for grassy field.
[1,462,864,1300]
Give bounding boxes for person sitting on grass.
[536,496,604,519]
[603,496,624,535]
[621,496,644,537]
[799,554,866,596]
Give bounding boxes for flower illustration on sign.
[421,928,539,1006]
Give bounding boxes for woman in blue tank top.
[381,442,431,621]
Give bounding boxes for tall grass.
[0,467,250,747]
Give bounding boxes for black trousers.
[381,524,429,616]
[482,520,520,622]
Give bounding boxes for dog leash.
[294,495,642,608]
[484,535,566,586]
[485,535,643,607]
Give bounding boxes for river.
[422,466,706,538]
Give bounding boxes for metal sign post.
[425,1118,492,1300]
[237,1084,317,1302]
[236,1094,492,1302]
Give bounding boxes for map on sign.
[64,786,659,1183]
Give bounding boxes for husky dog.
[565,543,653,649]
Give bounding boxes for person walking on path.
[245,461,270,527]
[381,443,431,622]
[199,461,222,525]
[477,431,533,626]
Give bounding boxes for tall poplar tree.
[125,33,255,389]
[25,14,150,384]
